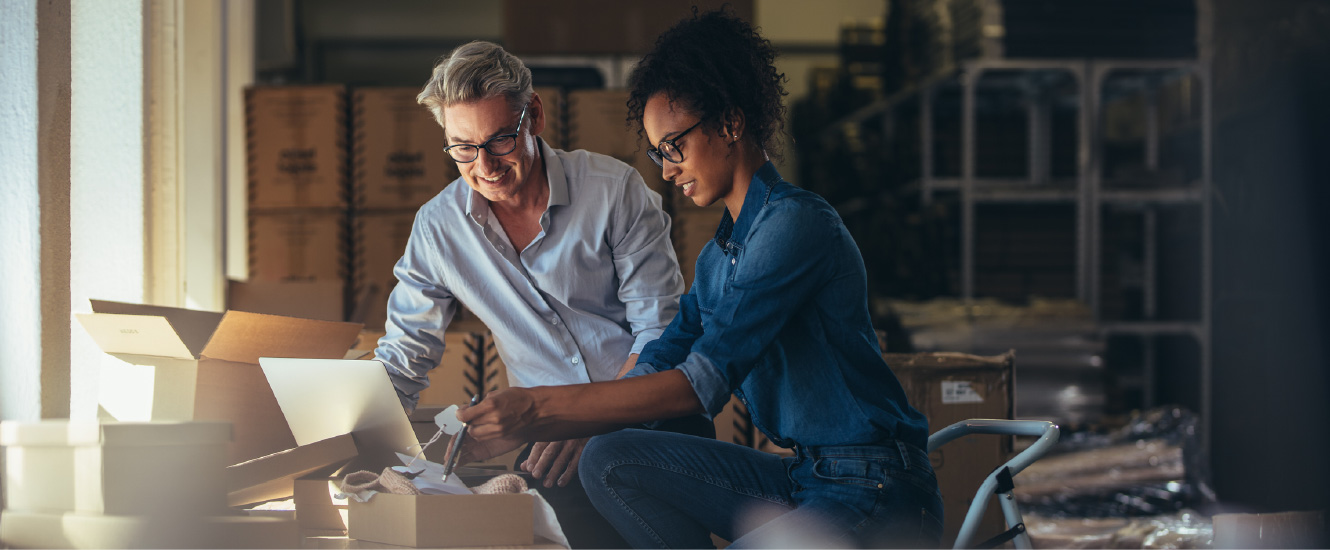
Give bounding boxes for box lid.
[202,311,362,365]
[0,421,232,447]
[885,351,1015,371]
[226,433,358,507]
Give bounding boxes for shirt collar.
[465,137,568,226]
[715,161,782,251]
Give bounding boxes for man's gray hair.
[417,41,533,126]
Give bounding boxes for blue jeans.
[580,429,944,549]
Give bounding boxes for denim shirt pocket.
[721,241,744,290]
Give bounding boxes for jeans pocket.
[810,457,885,488]
[919,505,944,547]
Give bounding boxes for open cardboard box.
[76,299,361,465]
[226,433,358,507]
[348,492,535,548]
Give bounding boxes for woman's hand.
[456,387,542,441]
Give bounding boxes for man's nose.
[475,148,502,172]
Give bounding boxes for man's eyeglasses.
[444,103,528,163]
[646,119,703,167]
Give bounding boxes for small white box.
[0,420,231,516]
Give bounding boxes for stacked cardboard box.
[566,89,672,202]
[669,207,725,291]
[0,421,300,549]
[242,85,352,320]
[885,351,1014,548]
[534,86,565,150]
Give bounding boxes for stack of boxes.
[244,85,351,319]
[349,87,460,330]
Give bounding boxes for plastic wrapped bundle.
[1014,407,1216,517]
[1024,511,1213,549]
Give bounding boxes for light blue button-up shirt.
[376,138,684,409]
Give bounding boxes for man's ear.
[528,92,547,138]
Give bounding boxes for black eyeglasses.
[444,103,528,163]
[646,119,703,167]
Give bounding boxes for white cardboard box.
[0,421,231,516]
[0,510,300,549]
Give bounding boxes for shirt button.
[550,317,559,325]
[571,356,580,365]
[731,258,736,265]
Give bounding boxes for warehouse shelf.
[875,56,1214,453]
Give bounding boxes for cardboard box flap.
[885,350,1015,371]
[0,420,231,447]
[75,313,196,360]
[201,311,362,365]
[226,433,358,507]
[90,299,224,358]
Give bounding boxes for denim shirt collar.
[715,161,782,254]
[466,137,568,227]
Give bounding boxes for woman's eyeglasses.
[646,119,703,167]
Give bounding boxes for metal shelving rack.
[911,57,1213,453]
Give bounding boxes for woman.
[455,9,943,548]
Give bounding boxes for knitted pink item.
[339,468,421,496]
[471,474,529,494]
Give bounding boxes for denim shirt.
[629,163,929,450]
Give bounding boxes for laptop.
[259,358,421,471]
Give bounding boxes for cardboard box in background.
[76,300,362,465]
[227,279,347,323]
[712,395,793,457]
[670,207,725,290]
[351,209,415,329]
[0,511,300,549]
[502,0,753,55]
[566,89,673,201]
[249,209,349,283]
[534,86,565,150]
[226,433,358,508]
[886,351,1014,548]
[415,332,509,408]
[0,421,231,517]
[247,85,349,210]
[348,492,534,548]
[352,88,457,210]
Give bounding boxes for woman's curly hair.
[627,7,788,159]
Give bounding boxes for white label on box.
[941,381,984,404]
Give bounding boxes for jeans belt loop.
[896,440,911,470]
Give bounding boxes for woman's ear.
[721,108,746,142]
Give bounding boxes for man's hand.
[521,438,589,488]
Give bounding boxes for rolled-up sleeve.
[607,167,685,354]
[373,213,460,411]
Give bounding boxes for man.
[373,41,701,548]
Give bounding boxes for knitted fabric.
[339,468,422,496]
